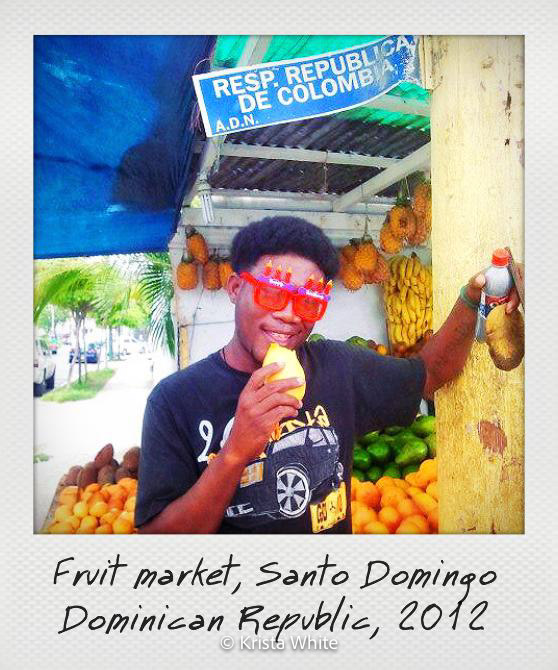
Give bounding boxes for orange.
[419,458,437,482]
[380,486,407,508]
[378,506,402,533]
[351,500,370,515]
[427,508,439,533]
[356,482,380,510]
[84,483,101,493]
[95,524,113,534]
[413,492,437,515]
[105,484,127,500]
[100,510,120,526]
[413,471,431,489]
[79,515,98,532]
[124,495,136,513]
[59,486,79,508]
[73,501,89,519]
[119,511,135,525]
[118,477,137,495]
[49,521,75,534]
[397,498,421,519]
[89,501,109,518]
[54,505,74,522]
[406,514,429,534]
[352,508,377,533]
[405,472,421,487]
[113,518,134,534]
[66,515,81,531]
[391,478,410,492]
[426,482,438,501]
[396,519,422,534]
[88,492,105,506]
[363,521,390,534]
[376,476,396,492]
[107,497,124,510]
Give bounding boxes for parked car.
[34,338,56,396]
[69,344,99,364]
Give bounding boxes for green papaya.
[352,469,366,482]
[401,463,420,477]
[425,433,436,458]
[394,438,429,467]
[365,465,383,483]
[382,463,402,479]
[384,425,404,436]
[392,430,418,454]
[365,439,392,465]
[360,430,380,445]
[410,415,436,437]
[353,447,372,472]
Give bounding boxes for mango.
[262,343,306,401]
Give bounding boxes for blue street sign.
[193,35,421,138]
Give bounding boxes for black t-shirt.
[135,340,426,533]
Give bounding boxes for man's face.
[227,253,325,364]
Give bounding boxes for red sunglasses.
[240,272,330,322]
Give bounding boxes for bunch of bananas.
[384,253,433,351]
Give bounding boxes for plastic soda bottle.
[475,249,513,341]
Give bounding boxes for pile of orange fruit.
[351,458,438,534]
[45,479,137,534]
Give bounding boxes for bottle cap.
[492,248,510,267]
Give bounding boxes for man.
[136,216,519,534]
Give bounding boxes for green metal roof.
[213,35,430,132]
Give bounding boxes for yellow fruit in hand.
[263,343,306,401]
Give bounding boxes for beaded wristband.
[459,285,479,311]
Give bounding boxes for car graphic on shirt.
[225,425,343,523]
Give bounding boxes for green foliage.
[42,368,115,402]
[134,253,176,356]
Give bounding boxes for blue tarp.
[34,36,215,259]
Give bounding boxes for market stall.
[35,35,524,536]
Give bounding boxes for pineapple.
[176,255,198,290]
[369,254,389,284]
[380,224,403,254]
[341,239,359,263]
[218,258,234,288]
[412,182,431,219]
[388,205,416,241]
[186,226,209,264]
[353,236,378,274]
[203,258,221,290]
[407,214,428,246]
[339,256,364,291]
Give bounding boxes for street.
[34,349,175,532]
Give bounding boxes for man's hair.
[230,216,339,280]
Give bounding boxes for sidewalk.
[33,351,176,532]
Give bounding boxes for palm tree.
[128,253,176,357]
[34,260,120,382]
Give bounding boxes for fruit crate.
[40,474,69,533]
